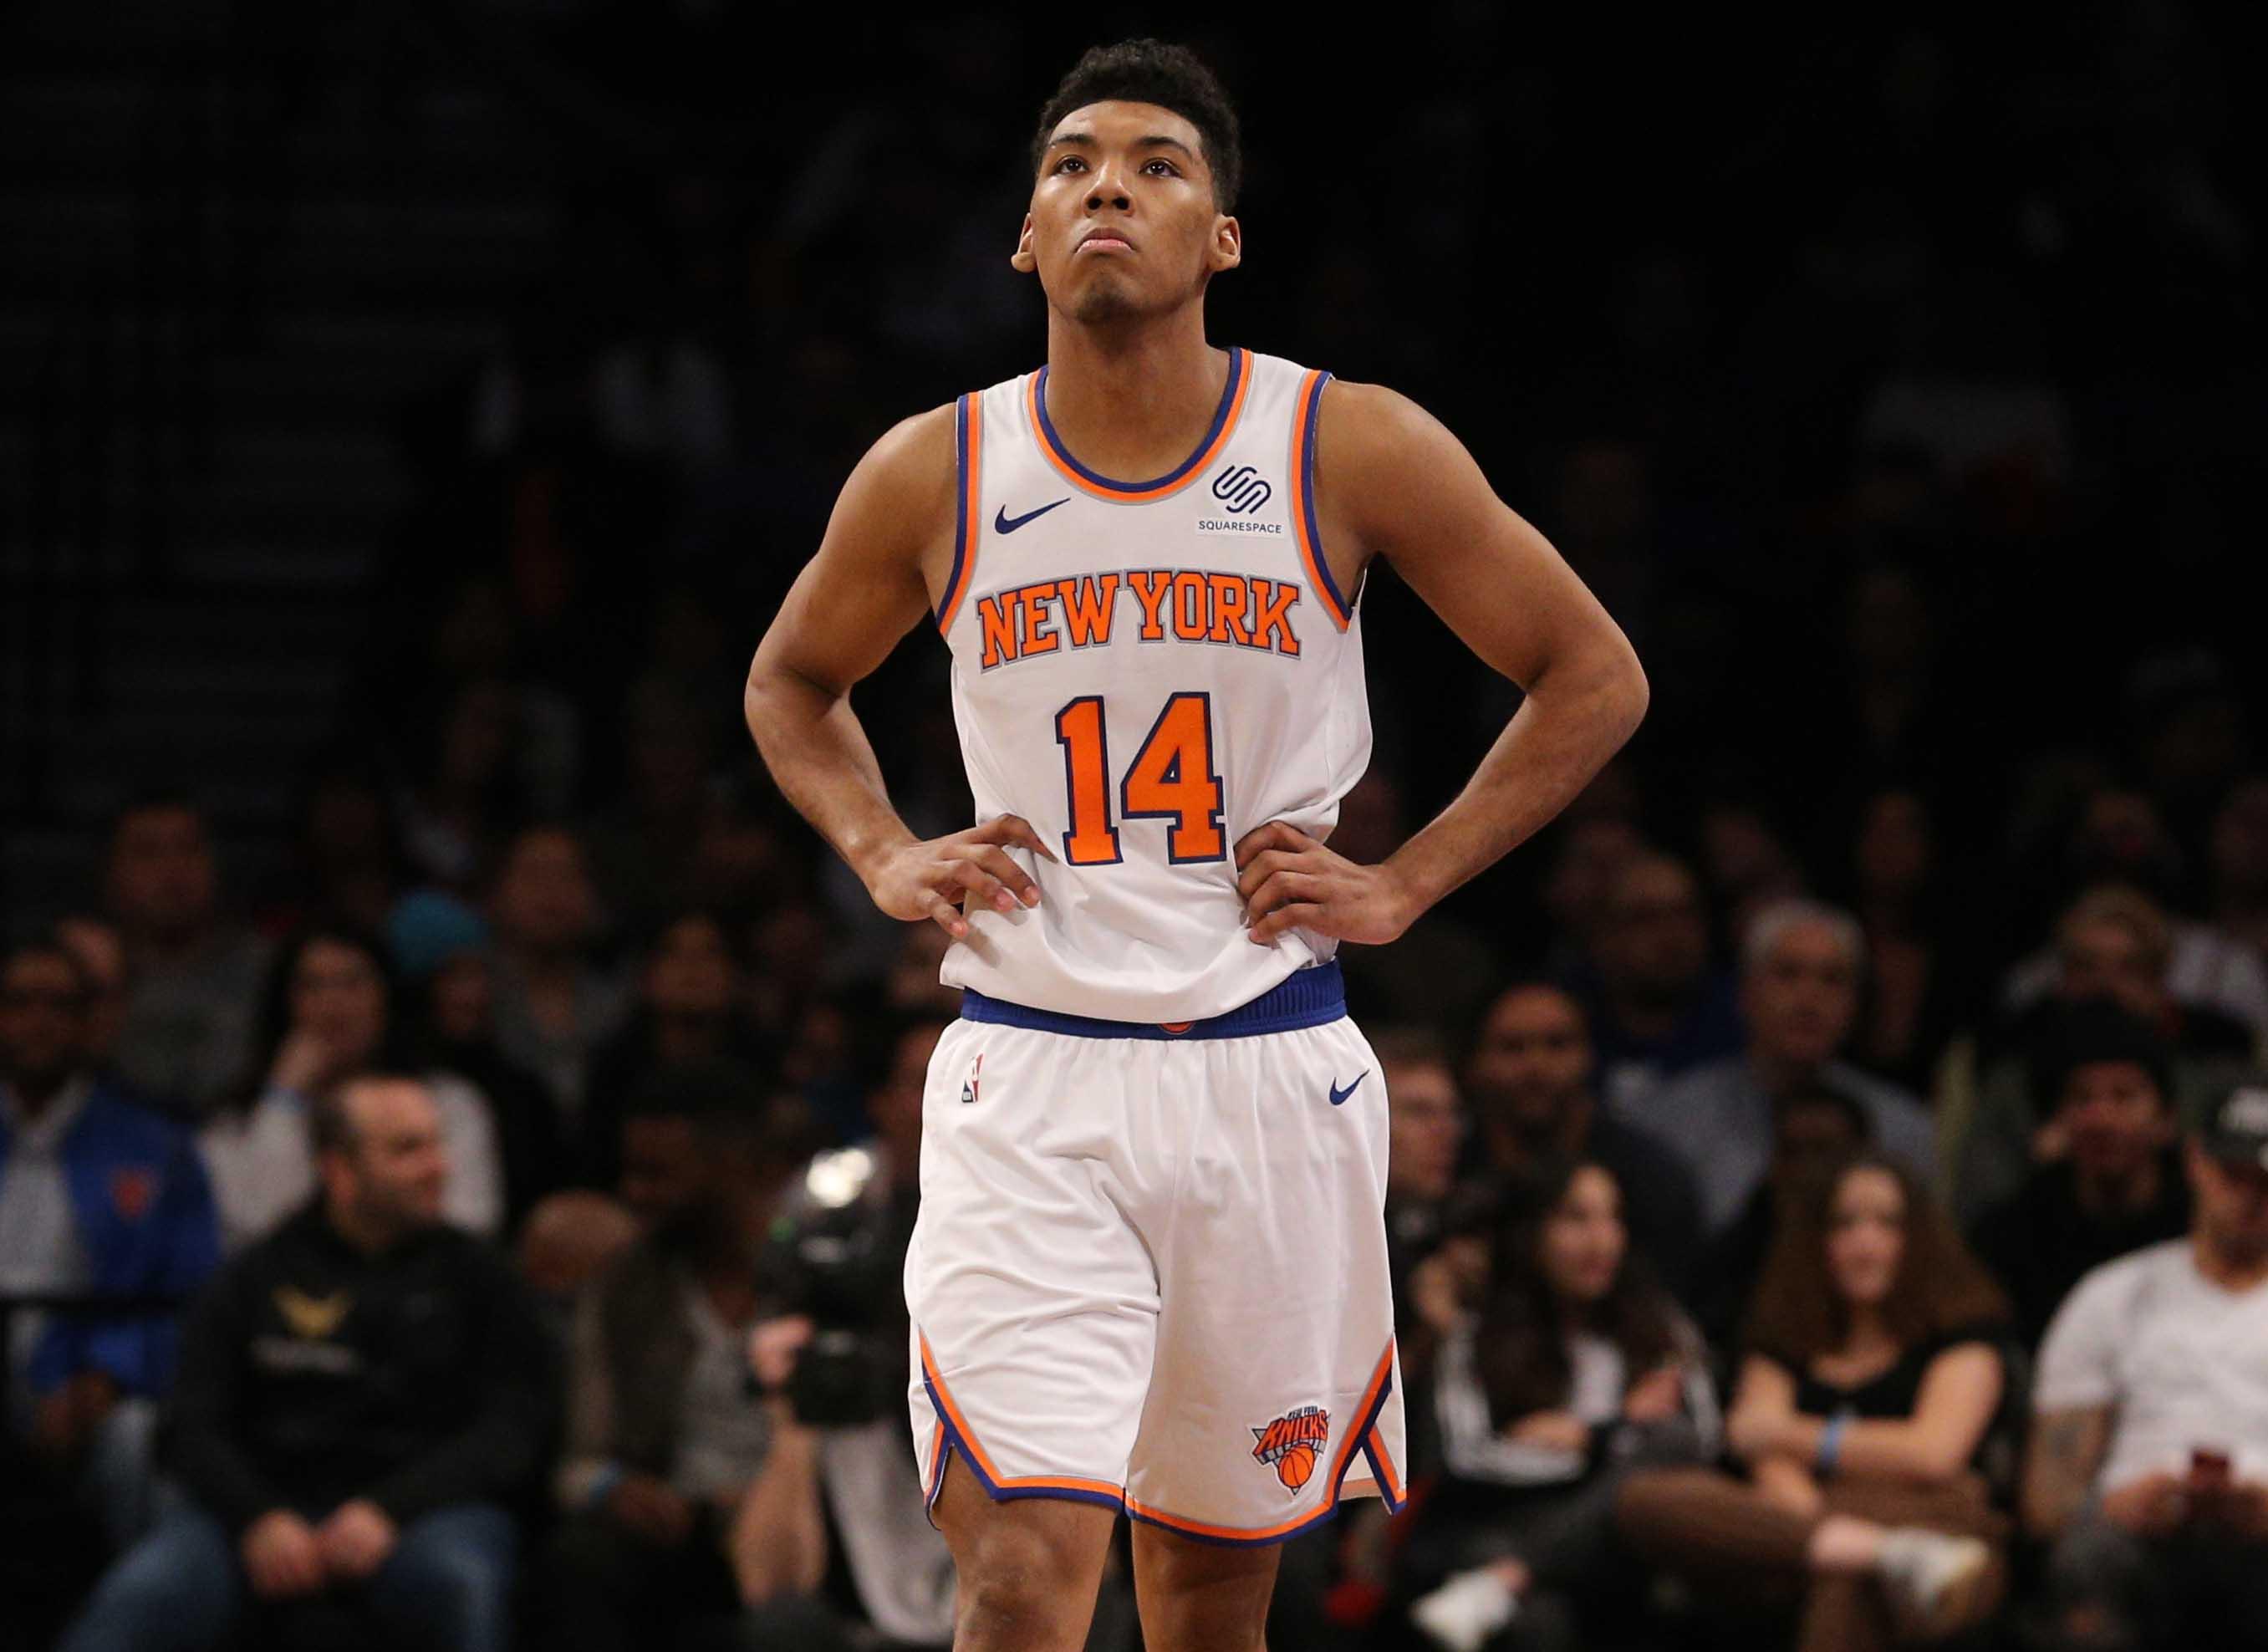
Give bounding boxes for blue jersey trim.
[959,960,1344,1040]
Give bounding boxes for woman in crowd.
[1399,1156,1719,1652]
[199,925,505,1251]
[1615,1151,2012,1649]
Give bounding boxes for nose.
[1085,161,1133,213]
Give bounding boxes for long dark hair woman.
[1396,1155,1717,1652]
[199,924,504,1251]
[1615,1151,2014,1652]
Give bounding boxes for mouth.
[1078,228,1134,256]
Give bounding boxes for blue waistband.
[959,961,1346,1041]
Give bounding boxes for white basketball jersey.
[932,346,1371,1022]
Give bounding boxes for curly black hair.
[1030,38,1243,215]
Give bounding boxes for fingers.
[1250,901,1326,946]
[918,890,970,940]
[1233,821,1317,870]
[962,845,1042,910]
[1242,868,1322,925]
[974,813,1059,864]
[1235,847,1317,904]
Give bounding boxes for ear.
[1010,213,1038,274]
[1209,214,1242,275]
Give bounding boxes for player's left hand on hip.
[1234,821,1414,946]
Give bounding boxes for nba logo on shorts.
[961,1053,983,1104]
[1249,1405,1329,1496]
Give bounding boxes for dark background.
[5,0,2259,963]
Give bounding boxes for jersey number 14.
[1053,692,1226,866]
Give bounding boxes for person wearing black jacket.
[61,1070,558,1652]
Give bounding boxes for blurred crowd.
[6,3,2265,1649]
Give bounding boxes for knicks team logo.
[1250,1405,1330,1497]
[1209,463,1273,514]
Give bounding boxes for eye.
[1056,156,1086,173]
[1144,159,1178,176]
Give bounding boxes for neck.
[1840,1303,1893,1351]
[327,1201,404,1257]
[2194,1230,2268,1293]
[2072,1155,2161,1216]
[653,1015,726,1064]
[5,1070,73,1113]
[1751,1049,1818,1096]
[1041,313,1225,477]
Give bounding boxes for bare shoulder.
[1314,378,1470,483]
[841,401,960,542]
[1310,377,1498,567]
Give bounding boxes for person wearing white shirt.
[2023,1079,2268,1650]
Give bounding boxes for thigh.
[1130,1522,1281,1652]
[934,1455,1117,1651]
[56,1503,242,1652]
[906,1021,1162,1514]
[366,1503,518,1647]
[1124,1017,1405,1544]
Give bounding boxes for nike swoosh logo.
[1328,1072,1368,1107]
[995,498,1069,534]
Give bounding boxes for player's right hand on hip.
[867,814,1055,936]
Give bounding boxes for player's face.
[1014,101,1239,324]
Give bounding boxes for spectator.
[2,935,220,1544]
[401,900,568,1231]
[2208,778,2268,961]
[1970,1000,2190,1348]
[583,907,772,1191]
[1399,1157,1717,1652]
[1946,885,2255,1224]
[60,1072,558,1652]
[101,793,273,1120]
[2001,792,2268,1046]
[1842,788,1979,1094]
[1616,1152,2011,1649]
[1460,982,1703,1296]
[1620,899,1936,1236]
[198,925,504,1251]
[2021,1078,2268,1650]
[732,1014,956,1649]
[1375,1026,1466,1328]
[1696,1081,1872,1354]
[487,823,633,1155]
[1569,853,1744,1111]
[546,1058,803,1652]
[53,914,130,1072]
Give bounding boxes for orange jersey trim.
[1027,349,1252,503]
[918,1331,1126,1504]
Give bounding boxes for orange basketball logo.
[1250,1405,1329,1497]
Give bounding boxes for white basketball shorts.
[904,960,1406,1546]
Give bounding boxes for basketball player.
[745,39,1648,1652]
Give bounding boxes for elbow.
[1908,1440,1973,1486]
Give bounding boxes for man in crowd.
[3,934,220,1642]
[60,1072,557,1652]
[1950,885,2255,1224]
[1971,999,2191,1348]
[101,793,273,1119]
[1461,981,1702,1296]
[1570,852,1744,1111]
[1374,1027,1466,1320]
[547,1057,808,1652]
[1694,1079,1871,1351]
[487,823,632,1159]
[1622,898,1935,1235]
[2022,1078,2268,1650]
[732,1012,959,1650]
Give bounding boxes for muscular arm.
[744,407,1049,931]
[2024,1405,2113,1538]
[1238,381,1648,942]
